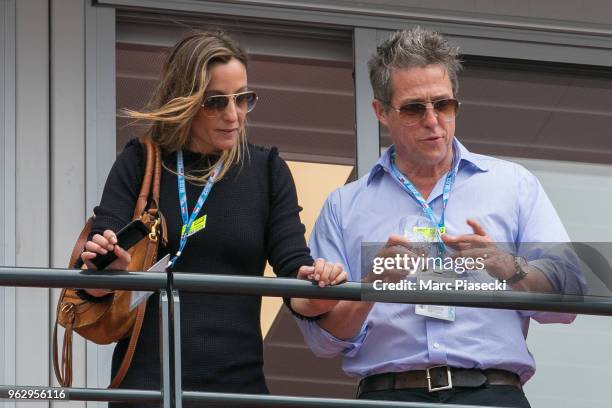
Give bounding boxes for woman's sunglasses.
[201,91,258,117]
[389,98,460,127]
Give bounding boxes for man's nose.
[421,105,439,127]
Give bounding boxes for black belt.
[357,366,521,396]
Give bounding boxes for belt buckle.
[426,365,453,392]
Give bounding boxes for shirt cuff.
[519,309,577,324]
[295,317,369,358]
[529,258,562,293]
[517,259,578,323]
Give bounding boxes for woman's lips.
[217,128,238,137]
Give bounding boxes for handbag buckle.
[148,217,160,242]
[426,365,453,392]
[61,302,76,314]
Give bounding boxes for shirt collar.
[367,137,489,186]
[453,138,490,173]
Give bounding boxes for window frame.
[1,0,17,394]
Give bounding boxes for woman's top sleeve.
[265,147,314,278]
[265,148,325,321]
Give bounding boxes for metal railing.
[0,265,611,407]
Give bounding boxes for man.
[295,28,585,407]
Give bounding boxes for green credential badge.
[413,226,446,240]
[181,214,207,237]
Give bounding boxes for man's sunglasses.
[201,91,258,117]
[389,98,460,126]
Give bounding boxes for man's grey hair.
[368,27,462,107]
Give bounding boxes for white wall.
[1,0,16,404]
[15,1,50,403]
[50,1,87,407]
[2,2,114,408]
[513,158,612,408]
[84,4,117,404]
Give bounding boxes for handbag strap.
[109,301,146,388]
[57,217,94,386]
[68,138,159,269]
[133,138,160,219]
[56,138,162,389]
[110,138,162,388]
[52,289,70,387]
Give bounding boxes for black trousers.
[359,385,531,408]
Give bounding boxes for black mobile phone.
[89,219,150,270]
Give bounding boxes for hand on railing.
[298,258,347,288]
[290,258,348,317]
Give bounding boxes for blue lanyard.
[389,146,456,255]
[167,150,224,268]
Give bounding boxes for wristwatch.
[506,256,529,284]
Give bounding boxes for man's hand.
[441,219,515,280]
[307,238,422,340]
[442,219,554,292]
[362,234,422,284]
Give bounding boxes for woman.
[80,31,344,405]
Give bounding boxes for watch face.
[508,256,529,284]
[516,256,528,269]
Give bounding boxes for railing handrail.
[0,265,609,407]
[0,266,167,290]
[0,266,611,316]
[0,385,493,407]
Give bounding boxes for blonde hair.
[124,31,249,183]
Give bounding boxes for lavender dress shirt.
[296,138,586,384]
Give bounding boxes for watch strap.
[506,256,528,285]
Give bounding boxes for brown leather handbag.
[53,138,167,388]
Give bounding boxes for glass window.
[116,13,355,166]
[380,58,612,164]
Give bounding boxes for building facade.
[1,1,612,407]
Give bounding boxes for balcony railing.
[0,264,610,407]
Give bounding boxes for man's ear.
[372,99,389,127]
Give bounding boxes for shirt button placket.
[425,319,448,364]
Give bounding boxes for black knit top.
[92,139,313,406]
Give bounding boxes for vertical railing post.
[159,290,171,408]
[172,290,182,408]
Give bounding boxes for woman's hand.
[80,229,131,297]
[291,259,347,317]
[298,258,347,287]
